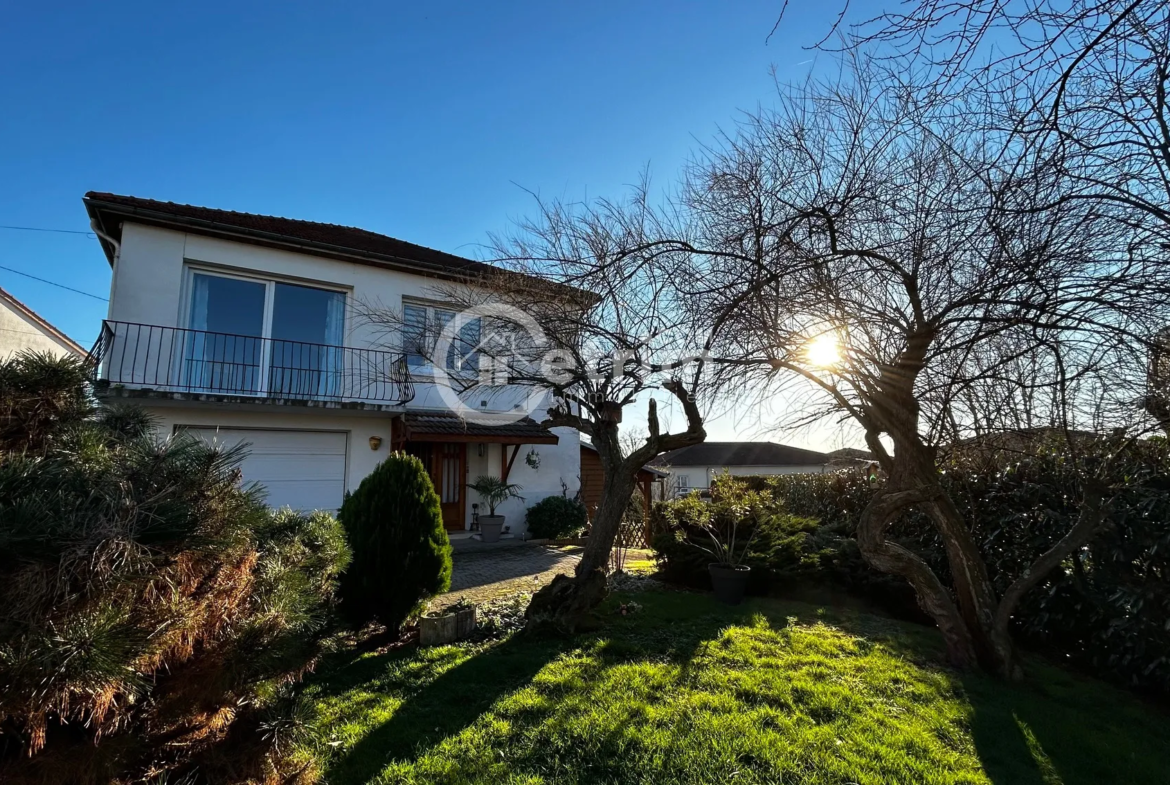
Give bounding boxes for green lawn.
[297,590,1170,784]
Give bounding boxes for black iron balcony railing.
[89,320,414,405]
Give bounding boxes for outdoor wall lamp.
[369,436,383,451]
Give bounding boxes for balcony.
[88,320,414,406]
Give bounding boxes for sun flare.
[806,334,841,368]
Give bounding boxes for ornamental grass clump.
[0,351,350,783]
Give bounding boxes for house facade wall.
[135,401,580,533]
[0,298,82,360]
[668,463,828,494]
[141,405,395,500]
[107,222,580,527]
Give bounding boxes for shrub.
[467,475,524,516]
[651,476,829,594]
[731,443,1170,698]
[525,495,588,539]
[338,452,452,634]
[0,351,350,782]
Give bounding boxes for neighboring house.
[651,441,830,496]
[0,286,86,360]
[579,442,670,520]
[825,447,876,472]
[84,192,580,535]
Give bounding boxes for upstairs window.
[402,302,480,373]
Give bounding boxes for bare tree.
[687,63,1170,676]
[1146,328,1170,435]
[359,185,718,630]
[792,1,1170,423]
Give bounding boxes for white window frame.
[180,265,349,338]
[179,265,349,396]
[401,298,480,376]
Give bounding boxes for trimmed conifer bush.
[338,452,452,634]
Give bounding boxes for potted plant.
[689,515,759,605]
[467,475,524,543]
[420,598,477,646]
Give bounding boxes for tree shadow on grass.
[322,632,572,784]
[319,594,731,784]
[642,590,1170,785]
[315,589,1170,785]
[960,661,1170,785]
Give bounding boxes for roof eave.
[83,195,491,283]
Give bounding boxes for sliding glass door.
[184,273,267,393]
[269,281,345,397]
[182,270,345,397]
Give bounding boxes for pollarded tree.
[689,63,1170,677]
[359,183,731,630]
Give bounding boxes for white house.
[651,441,830,496]
[0,286,86,360]
[84,192,580,536]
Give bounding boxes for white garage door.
[182,428,347,512]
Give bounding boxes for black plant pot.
[708,563,751,605]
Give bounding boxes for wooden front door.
[405,441,467,530]
[434,442,467,530]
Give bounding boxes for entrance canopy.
[393,411,560,446]
[393,411,561,531]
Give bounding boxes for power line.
[0,264,108,301]
[0,224,95,237]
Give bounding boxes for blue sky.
[0,1,874,448]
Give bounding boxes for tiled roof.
[83,192,496,280]
[0,286,86,356]
[401,411,559,444]
[651,441,829,467]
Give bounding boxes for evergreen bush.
[525,495,588,539]
[338,452,452,634]
[651,476,829,594]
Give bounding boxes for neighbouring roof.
[651,441,830,468]
[399,411,559,444]
[83,192,501,282]
[0,286,86,357]
[827,447,875,460]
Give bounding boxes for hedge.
[652,440,1170,696]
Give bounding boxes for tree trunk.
[856,427,1010,673]
[990,483,1108,679]
[921,490,1019,678]
[856,481,979,669]
[577,469,638,575]
[525,426,635,632]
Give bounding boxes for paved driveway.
[435,544,581,608]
